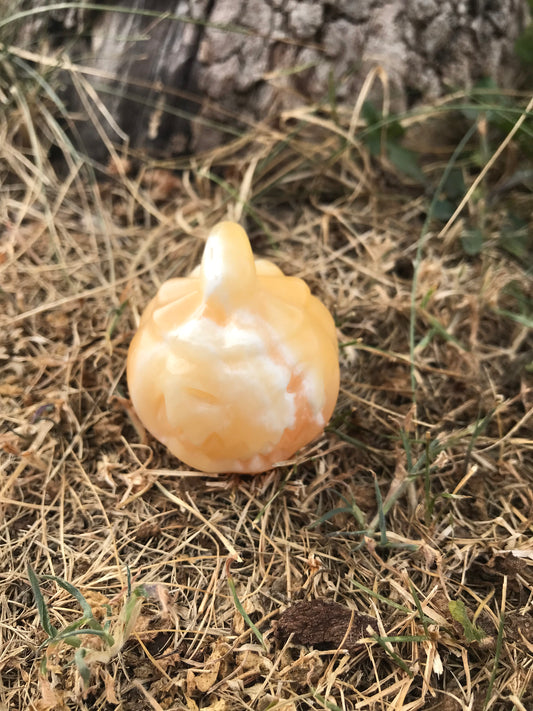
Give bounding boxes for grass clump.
[28,565,147,694]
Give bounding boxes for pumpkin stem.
[201,222,257,314]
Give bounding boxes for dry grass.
[0,39,532,711]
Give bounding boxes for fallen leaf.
[188,640,229,693]
[102,669,119,704]
[37,676,67,710]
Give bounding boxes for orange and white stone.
[127,221,339,473]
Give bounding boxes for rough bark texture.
[12,0,531,160]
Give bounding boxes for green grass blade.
[74,648,91,687]
[373,635,413,676]
[484,611,505,710]
[311,689,343,711]
[373,475,388,546]
[54,628,115,646]
[227,575,265,650]
[351,580,413,614]
[42,575,95,621]
[377,635,428,643]
[494,308,533,328]
[326,427,369,451]
[27,566,57,639]
[409,121,480,399]
[408,580,429,635]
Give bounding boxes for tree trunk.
[10,0,531,160]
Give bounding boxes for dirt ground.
[1,85,532,710]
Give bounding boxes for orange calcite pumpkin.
[127,221,339,473]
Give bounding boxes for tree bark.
[11,0,531,160]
